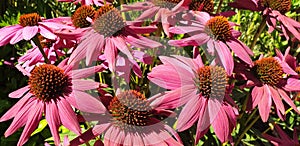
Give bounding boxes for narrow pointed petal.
[227,39,253,65]
[278,88,300,114]
[212,108,229,143]
[72,80,99,91]
[258,85,272,122]
[10,29,24,44]
[57,98,81,135]
[269,86,285,114]
[45,100,61,146]
[22,26,38,40]
[73,91,107,114]
[39,26,56,39]
[8,85,30,98]
[70,65,105,79]
[17,100,43,146]
[104,39,117,71]
[216,41,233,75]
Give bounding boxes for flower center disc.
[93,4,126,38]
[205,16,232,41]
[108,90,152,131]
[72,5,96,28]
[195,66,227,98]
[28,64,70,101]
[189,0,214,12]
[261,0,291,13]
[254,57,283,86]
[153,0,181,9]
[19,13,41,27]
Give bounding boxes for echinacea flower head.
[57,0,110,6]
[169,12,253,75]
[229,0,300,41]
[148,55,236,144]
[188,0,214,12]
[240,55,300,122]
[122,0,188,37]
[0,59,106,146]
[71,90,183,146]
[262,124,299,146]
[71,5,96,28]
[68,4,161,71]
[0,13,75,46]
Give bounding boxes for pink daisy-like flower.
[122,0,189,37]
[57,0,110,6]
[0,13,74,47]
[0,58,106,146]
[237,53,300,122]
[229,0,300,41]
[68,4,161,71]
[168,12,253,75]
[148,55,238,144]
[70,90,183,146]
[262,124,299,146]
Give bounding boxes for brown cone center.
[19,13,41,27]
[72,5,96,28]
[205,16,232,41]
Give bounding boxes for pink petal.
[173,55,201,71]
[86,34,104,66]
[269,86,285,115]
[17,100,43,146]
[0,93,31,122]
[104,39,117,71]
[73,90,107,114]
[68,31,93,64]
[258,85,272,122]
[57,98,81,135]
[284,78,300,91]
[10,29,24,44]
[177,96,201,131]
[4,98,35,137]
[8,85,30,98]
[136,7,160,21]
[169,26,199,34]
[70,65,105,79]
[216,41,233,75]
[278,88,300,114]
[22,26,39,40]
[0,25,22,46]
[212,108,229,143]
[72,79,99,91]
[250,86,264,109]
[168,33,209,47]
[111,37,132,59]
[151,85,197,109]
[39,26,56,40]
[227,39,253,65]
[45,100,61,146]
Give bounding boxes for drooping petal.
[278,88,300,114]
[8,85,30,98]
[269,86,285,115]
[215,41,233,75]
[212,107,229,143]
[227,39,253,65]
[73,90,107,114]
[39,26,56,40]
[10,29,24,44]
[57,98,81,135]
[104,39,117,71]
[22,26,39,40]
[258,85,272,122]
[45,100,61,146]
[284,78,300,91]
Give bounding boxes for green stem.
[216,0,223,14]
[250,15,267,50]
[235,110,260,145]
[238,91,250,119]
[32,36,50,64]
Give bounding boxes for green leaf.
[31,119,48,136]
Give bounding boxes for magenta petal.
[17,100,43,146]
[136,7,159,21]
[73,91,107,114]
[10,29,24,44]
[215,41,233,75]
[0,25,21,46]
[4,98,35,137]
[86,35,103,66]
[0,93,31,122]
[212,108,229,143]
[284,78,300,91]
[39,26,56,40]
[177,96,201,131]
[45,100,61,146]
[8,85,30,98]
[227,39,253,65]
[70,65,105,79]
[258,85,272,122]
[269,86,285,114]
[57,98,81,135]
[72,79,99,91]
[111,36,132,59]
[104,39,117,71]
[22,26,38,40]
[168,26,199,34]
[93,123,111,135]
[250,86,264,109]
[278,88,300,114]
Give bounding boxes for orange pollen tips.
[189,0,214,12]
[261,0,291,13]
[195,66,227,98]
[295,67,300,77]
[153,0,181,9]
[72,5,96,28]
[254,57,283,86]
[205,16,232,41]
[19,13,41,27]
[28,64,71,101]
[93,4,126,37]
[108,90,152,130]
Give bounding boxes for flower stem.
[250,15,267,50]
[32,36,50,64]
[235,109,260,145]
[216,0,223,14]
